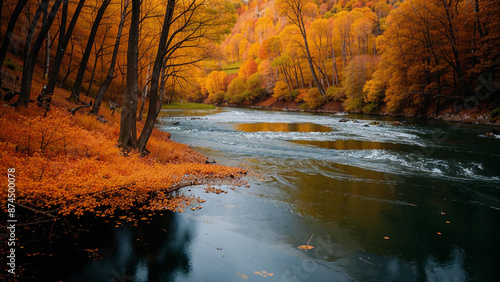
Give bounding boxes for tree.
[334,11,354,67]
[136,0,234,153]
[309,18,331,89]
[205,70,226,95]
[343,55,378,112]
[239,59,258,79]
[226,76,245,103]
[18,0,62,107]
[37,0,87,111]
[255,15,274,44]
[0,0,28,88]
[273,80,291,101]
[276,0,325,96]
[91,0,130,115]
[259,36,281,61]
[69,0,111,102]
[118,0,140,148]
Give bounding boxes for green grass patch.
[162,102,216,109]
[221,61,242,75]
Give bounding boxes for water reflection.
[291,139,406,151]
[64,212,195,281]
[242,154,500,280]
[235,122,332,133]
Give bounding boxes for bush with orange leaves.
[0,105,245,217]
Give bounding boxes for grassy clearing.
[221,61,242,75]
[162,102,216,109]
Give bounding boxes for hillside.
[198,0,500,125]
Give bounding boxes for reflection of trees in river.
[269,158,497,281]
[56,211,195,281]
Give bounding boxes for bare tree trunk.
[0,0,3,41]
[91,0,129,115]
[42,7,50,80]
[69,0,110,102]
[18,0,61,107]
[86,30,108,97]
[156,63,168,116]
[118,0,140,148]
[85,48,99,96]
[43,30,50,79]
[322,60,330,88]
[168,77,176,104]
[138,57,151,121]
[0,0,28,80]
[136,0,175,153]
[37,0,86,111]
[59,38,77,87]
[331,46,339,85]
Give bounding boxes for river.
[23,107,500,281]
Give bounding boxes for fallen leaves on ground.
[0,105,247,218]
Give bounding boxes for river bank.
[0,67,246,219]
[219,96,500,127]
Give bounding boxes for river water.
[22,107,499,281]
[153,107,499,281]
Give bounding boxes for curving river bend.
[46,107,499,281]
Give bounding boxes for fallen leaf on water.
[236,272,248,280]
[298,233,315,250]
[262,271,274,277]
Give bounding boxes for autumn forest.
[0,0,498,225]
[1,0,500,280]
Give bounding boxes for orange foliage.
[238,59,258,80]
[0,98,245,217]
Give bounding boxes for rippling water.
[31,107,499,281]
[156,107,500,281]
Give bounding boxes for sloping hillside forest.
[212,0,500,121]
